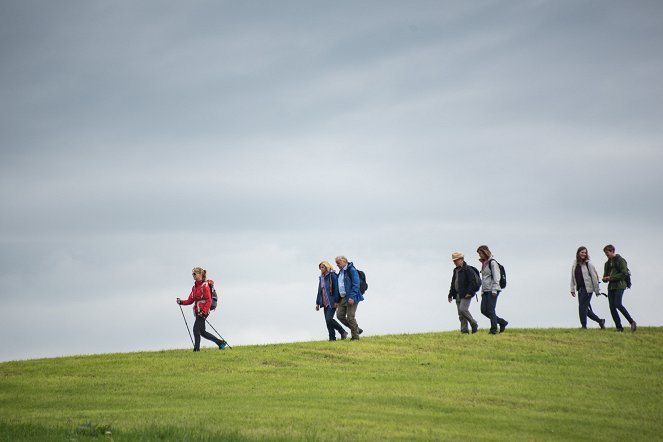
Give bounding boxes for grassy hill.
[1,328,663,441]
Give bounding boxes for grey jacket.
[570,260,601,296]
[481,258,501,294]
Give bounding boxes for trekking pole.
[205,317,232,349]
[179,304,195,349]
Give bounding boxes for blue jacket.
[316,272,341,307]
[338,262,364,303]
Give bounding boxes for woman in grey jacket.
[570,247,606,329]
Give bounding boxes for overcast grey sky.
[1,0,662,362]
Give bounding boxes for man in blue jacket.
[335,255,364,340]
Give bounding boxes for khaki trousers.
[336,297,360,338]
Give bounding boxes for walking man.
[477,245,508,335]
[335,256,364,340]
[602,245,637,332]
[448,252,479,334]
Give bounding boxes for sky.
[1,0,662,362]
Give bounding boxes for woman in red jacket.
[177,267,226,351]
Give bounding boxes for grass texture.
[1,328,662,441]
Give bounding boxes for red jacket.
[180,280,214,316]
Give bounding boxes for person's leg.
[481,292,498,334]
[458,298,477,333]
[578,288,590,328]
[493,293,508,332]
[608,290,623,330]
[324,307,340,340]
[612,289,635,326]
[336,298,349,329]
[327,307,346,337]
[346,302,360,339]
[585,295,602,325]
[192,316,204,350]
[456,300,468,333]
[197,318,224,347]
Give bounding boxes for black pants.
[608,289,634,330]
[193,315,223,350]
[578,288,602,327]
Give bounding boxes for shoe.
[193,348,200,352]
[599,319,606,329]
[631,321,637,332]
[499,321,508,333]
[358,328,364,335]
[471,324,478,334]
[616,328,624,332]
[351,336,360,341]
[341,332,348,340]
[328,338,337,341]
[581,326,587,329]
[219,341,226,350]
[461,330,469,334]
[489,330,497,335]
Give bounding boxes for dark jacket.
[316,272,341,307]
[339,262,364,303]
[448,262,476,301]
[604,254,629,291]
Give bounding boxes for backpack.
[205,281,219,311]
[356,269,368,294]
[468,266,482,292]
[489,259,507,290]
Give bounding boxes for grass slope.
[1,328,663,441]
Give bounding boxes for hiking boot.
[340,332,348,340]
[616,328,624,332]
[471,324,478,334]
[358,328,364,335]
[599,319,606,329]
[499,321,508,333]
[581,325,587,329]
[351,336,360,341]
[461,330,469,334]
[219,341,226,350]
[631,321,637,332]
[489,330,497,335]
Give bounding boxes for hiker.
[335,256,364,340]
[477,245,508,334]
[315,261,348,341]
[177,267,226,351]
[570,247,606,329]
[602,245,637,332]
[448,252,479,334]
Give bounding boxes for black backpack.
[206,281,219,311]
[356,269,368,294]
[489,259,507,289]
[468,266,482,292]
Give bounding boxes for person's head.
[335,256,348,269]
[451,251,465,267]
[576,246,589,263]
[192,267,206,282]
[319,261,333,275]
[476,245,491,261]
[603,244,616,259]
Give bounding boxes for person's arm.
[348,267,361,302]
[610,257,628,282]
[449,271,457,302]
[316,279,323,307]
[331,273,341,305]
[490,260,501,294]
[179,289,194,305]
[570,264,576,296]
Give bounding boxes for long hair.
[192,267,207,281]
[319,261,333,274]
[576,247,589,264]
[476,245,491,259]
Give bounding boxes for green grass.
[1,328,663,441]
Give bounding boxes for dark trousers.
[323,306,346,340]
[607,289,634,330]
[481,292,506,333]
[193,315,223,350]
[578,288,602,327]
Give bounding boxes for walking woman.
[477,245,508,335]
[177,267,226,351]
[570,247,606,329]
[316,261,348,341]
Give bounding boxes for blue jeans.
[481,292,506,333]
[578,288,602,327]
[608,289,634,330]
[323,306,346,340]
